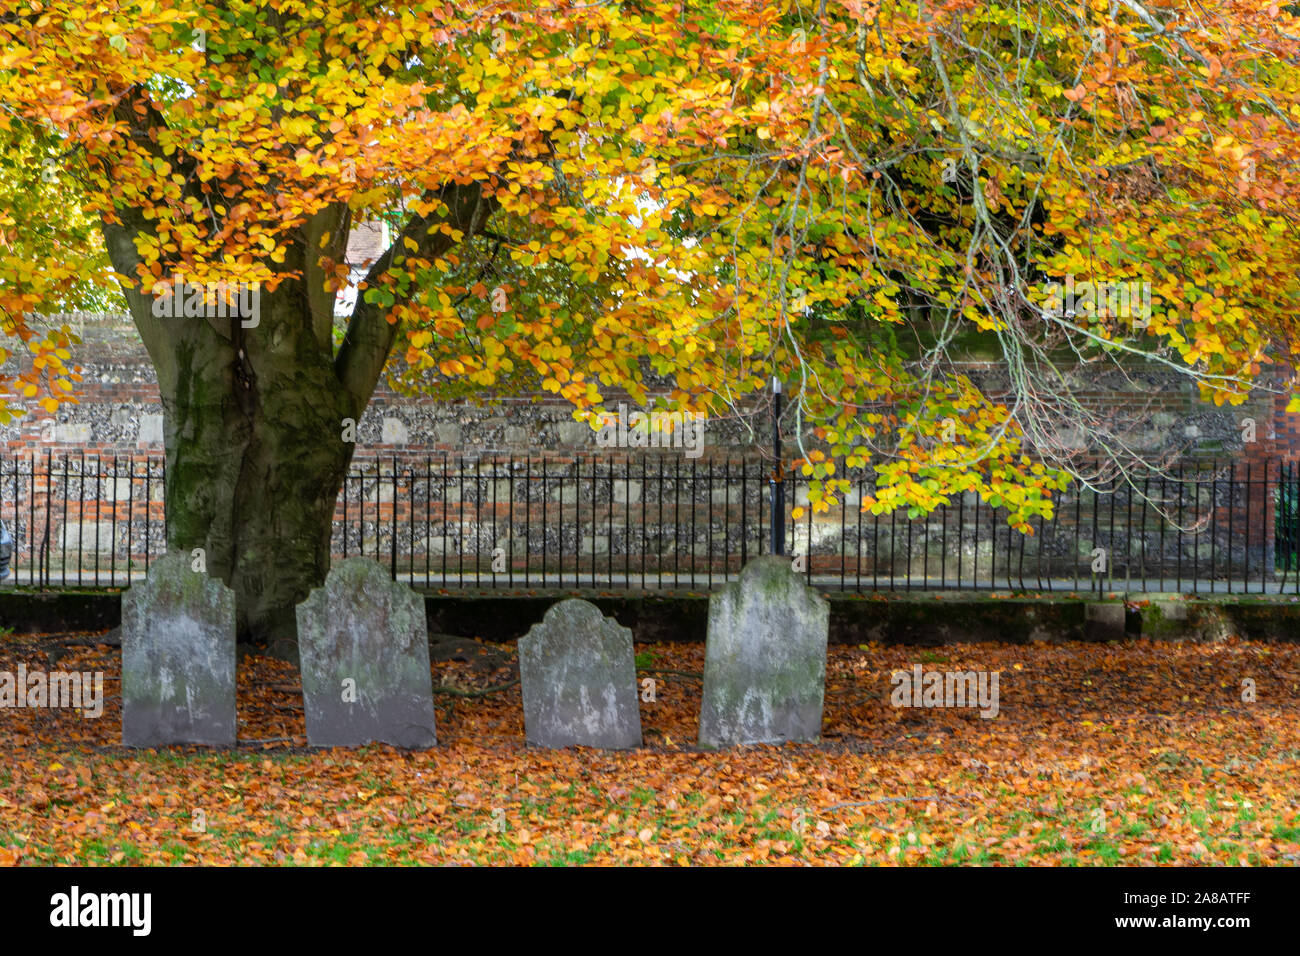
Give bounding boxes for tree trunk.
[135,282,356,663]
[166,357,354,660]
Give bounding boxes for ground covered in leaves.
[2,630,1298,865]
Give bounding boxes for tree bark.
[146,282,355,661]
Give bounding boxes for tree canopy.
[2,0,1298,532]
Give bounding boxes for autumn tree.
[0,118,110,425]
[2,0,1297,656]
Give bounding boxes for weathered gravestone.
[519,599,642,749]
[122,552,236,747]
[296,558,437,748]
[699,555,829,748]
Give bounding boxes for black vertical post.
[1090,484,1099,594]
[1263,459,1271,594]
[606,459,612,587]
[1035,513,1044,591]
[425,456,431,589]
[77,451,84,587]
[110,456,118,587]
[441,454,448,587]
[1227,462,1234,594]
[856,477,864,590]
[693,457,699,590]
[407,464,415,587]
[1140,475,1150,590]
[62,455,71,585]
[1209,461,1217,592]
[541,457,547,586]
[674,457,680,588]
[1125,475,1133,591]
[622,459,631,589]
[391,455,399,581]
[523,455,530,588]
[640,455,647,589]
[839,463,847,591]
[1177,463,1184,592]
[658,456,664,589]
[508,456,515,588]
[122,455,131,590]
[956,491,963,588]
[1284,463,1294,595]
[459,457,466,588]
[706,460,714,589]
[770,377,784,556]
[1245,461,1253,592]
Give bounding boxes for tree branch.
[302,202,351,354]
[98,85,210,391]
[334,180,498,415]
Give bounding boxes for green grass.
[4,745,1297,866]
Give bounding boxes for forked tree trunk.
[164,337,354,657]
[146,287,357,660]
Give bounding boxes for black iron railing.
[2,452,1299,593]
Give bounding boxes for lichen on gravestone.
[698,556,830,748]
[295,557,437,749]
[518,599,642,749]
[121,552,236,747]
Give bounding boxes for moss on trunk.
[146,286,356,662]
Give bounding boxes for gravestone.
[699,555,829,748]
[296,558,436,748]
[122,552,236,747]
[518,599,641,749]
